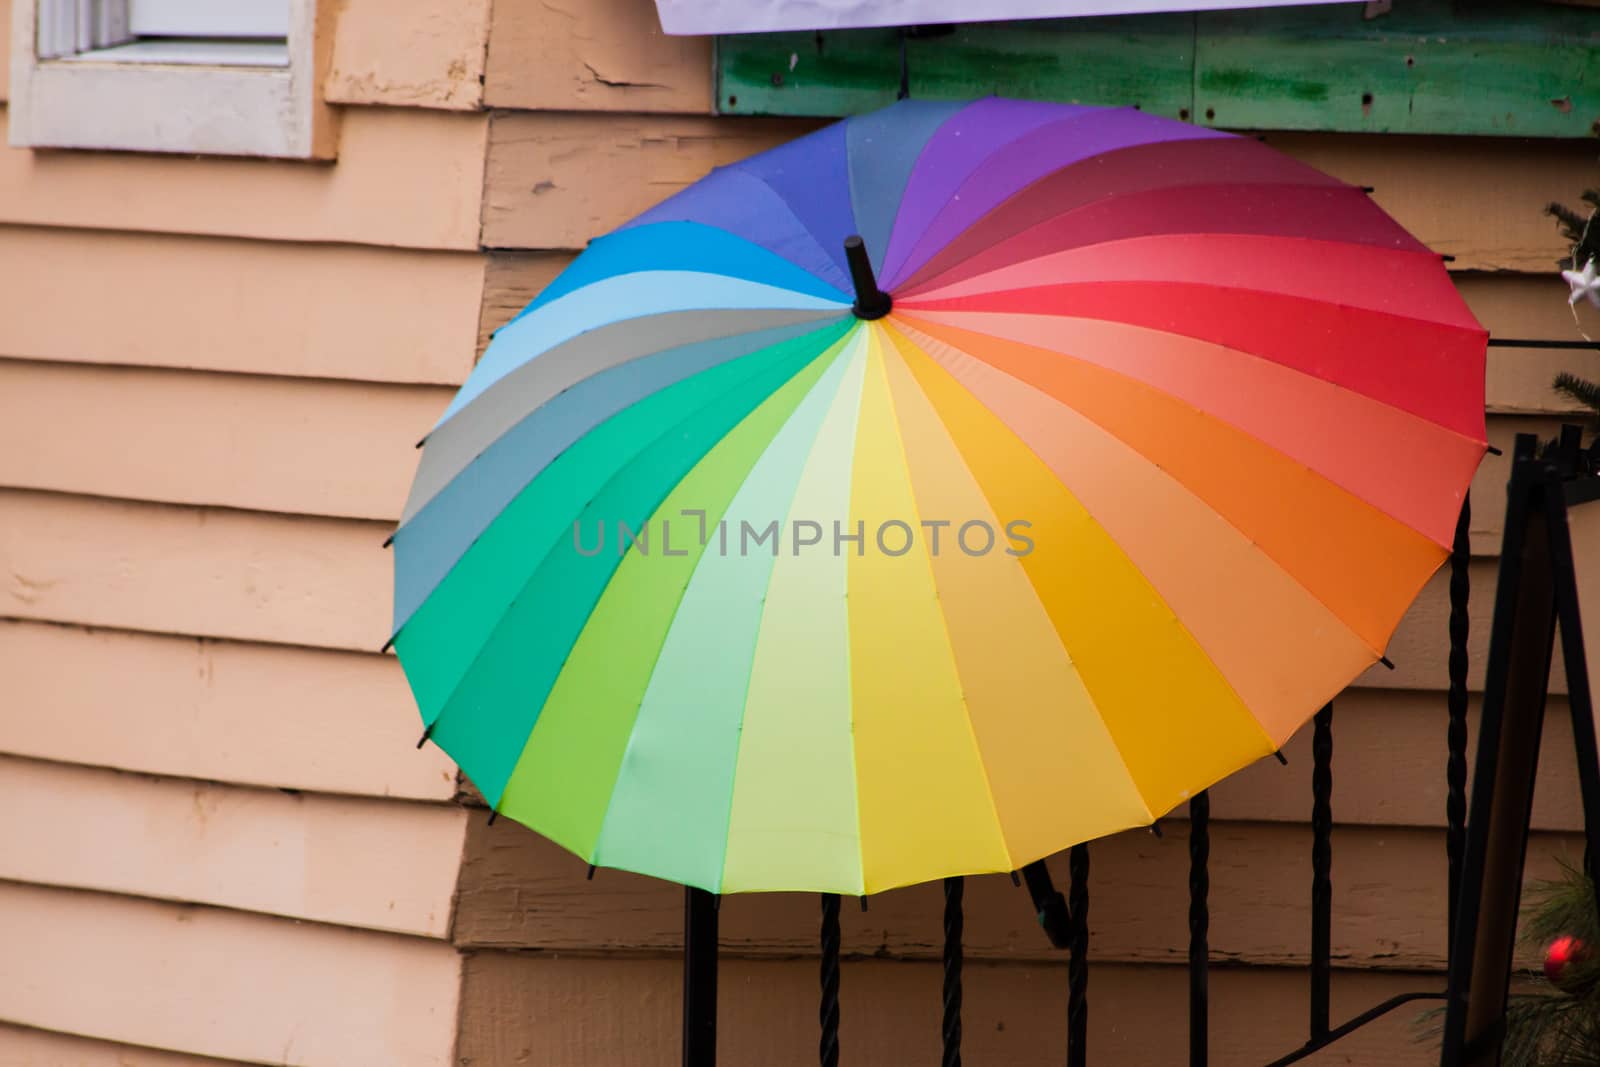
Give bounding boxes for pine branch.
[1497,861,1600,1065]
[1548,201,1591,246]
[1552,374,1600,430]
[1547,189,1600,270]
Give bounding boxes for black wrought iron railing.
[667,408,1600,1067]
[801,495,1471,1067]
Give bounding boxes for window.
[9,0,333,158]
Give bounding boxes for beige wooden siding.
[460,11,1600,1059]
[0,622,455,799]
[0,491,386,651]
[481,113,1591,263]
[0,1024,237,1067]
[461,953,1472,1067]
[457,815,1581,973]
[0,883,461,1067]
[0,362,444,519]
[0,0,490,1060]
[0,109,487,249]
[0,756,466,936]
[0,227,486,383]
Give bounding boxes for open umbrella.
[390,97,1487,897]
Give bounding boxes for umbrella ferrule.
[843,235,893,321]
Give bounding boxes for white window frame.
[9,0,334,159]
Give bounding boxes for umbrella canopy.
[391,98,1487,896]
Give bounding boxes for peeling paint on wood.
[479,252,575,355]
[717,17,1193,118]
[486,0,713,113]
[482,111,817,250]
[326,0,492,111]
[1196,1,1600,138]
[481,115,1588,272]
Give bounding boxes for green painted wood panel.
[717,0,1600,138]
[1196,2,1600,137]
[716,17,1194,118]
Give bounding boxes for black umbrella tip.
[843,235,892,321]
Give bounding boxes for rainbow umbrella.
[390,97,1487,896]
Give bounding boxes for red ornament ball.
[1544,934,1592,991]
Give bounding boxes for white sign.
[657,0,1355,35]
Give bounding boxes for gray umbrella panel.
[392,309,848,631]
[401,308,842,524]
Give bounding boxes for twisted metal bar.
[943,876,964,1067]
[1189,791,1211,1067]
[820,893,840,1067]
[1310,703,1334,1042]
[683,887,719,1067]
[1068,844,1089,1067]
[1447,494,1471,953]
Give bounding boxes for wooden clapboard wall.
[464,2,1600,1065]
[2,0,1599,1063]
[0,0,491,1062]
